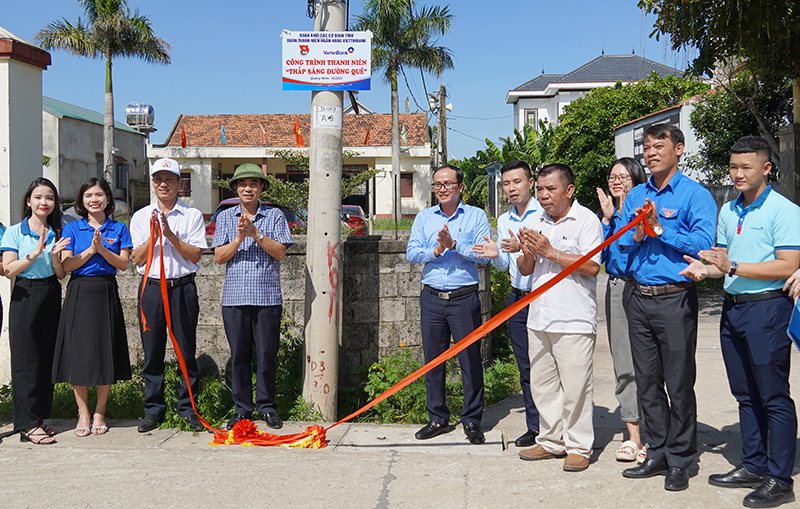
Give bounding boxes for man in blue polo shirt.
[681,136,800,508]
[618,124,717,491]
[471,160,540,448]
[407,164,490,445]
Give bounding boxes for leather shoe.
[744,478,795,508]
[137,414,162,433]
[260,412,283,429]
[463,423,484,445]
[185,413,204,432]
[514,429,539,448]
[563,454,590,472]
[519,444,567,461]
[414,421,451,440]
[622,458,668,478]
[709,464,765,489]
[226,413,251,430]
[664,467,689,491]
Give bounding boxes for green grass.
[372,218,414,230]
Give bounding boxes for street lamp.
[484,161,502,218]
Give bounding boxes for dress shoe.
[664,467,689,491]
[519,444,567,461]
[261,412,283,430]
[708,464,765,489]
[185,413,204,432]
[622,458,668,478]
[414,421,450,440]
[137,414,162,433]
[463,423,485,445]
[563,454,590,472]
[744,478,795,508]
[514,429,539,448]
[226,413,251,430]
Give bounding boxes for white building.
[147,112,432,219]
[506,54,684,132]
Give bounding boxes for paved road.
[1,282,798,508]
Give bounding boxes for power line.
[449,113,513,121]
[447,126,486,142]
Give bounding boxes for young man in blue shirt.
[681,136,800,508]
[618,124,717,490]
[407,165,490,445]
[471,160,540,447]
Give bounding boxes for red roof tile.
[164,113,429,148]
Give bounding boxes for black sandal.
[20,427,57,445]
[40,423,57,437]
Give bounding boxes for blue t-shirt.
[0,218,58,279]
[63,217,133,276]
[717,185,800,294]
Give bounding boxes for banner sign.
[281,30,372,91]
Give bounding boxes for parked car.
[205,198,305,236]
[341,205,368,235]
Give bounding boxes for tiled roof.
[511,55,684,92]
[162,112,429,148]
[43,96,141,134]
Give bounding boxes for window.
[117,162,129,189]
[178,172,192,197]
[524,109,537,127]
[401,173,413,198]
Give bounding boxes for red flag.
[364,125,370,146]
[294,115,304,147]
[259,124,266,145]
[181,126,187,148]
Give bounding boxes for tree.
[688,71,793,184]
[35,0,171,187]
[550,73,708,208]
[639,0,800,123]
[354,0,454,221]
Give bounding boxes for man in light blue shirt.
[407,164,490,445]
[472,160,540,448]
[681,136,800,508]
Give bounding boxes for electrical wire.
[447,126,486,142]
[449,113,513,121]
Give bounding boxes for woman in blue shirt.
[0,178,69,445]
[52,178,132,437]
[596,157,647,463]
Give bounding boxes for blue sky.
[4,0,694,159]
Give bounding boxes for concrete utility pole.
[437,83,447,166]
[302,0,345,421]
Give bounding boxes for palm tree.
[35,0,170,187]
[354,0,453,221]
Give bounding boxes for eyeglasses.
[431,182,459,191]
[607,174,631,183]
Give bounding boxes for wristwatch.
[653,224,663,236]
[256,231,265,241]
[728,260,739,276]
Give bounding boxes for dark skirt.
[52,274,132,386]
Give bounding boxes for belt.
[146,273,195,288]
[633,280,693,296]
[724,290,788,304]
[424,284,478,300]
[607,275,631,282]
[511,287,530,297]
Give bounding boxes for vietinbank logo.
[323,49,353,55]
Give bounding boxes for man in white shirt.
[516,163,602,472]
[130,158,208,432]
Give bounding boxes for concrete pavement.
[1,286,799,508]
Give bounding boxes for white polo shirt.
[526,200,603,334]
[130,200,208,278]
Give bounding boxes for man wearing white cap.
[130,158,208,432]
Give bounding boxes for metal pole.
[438,83,447,166]
[302,0,345,421]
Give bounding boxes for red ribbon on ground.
[148,203,654,448]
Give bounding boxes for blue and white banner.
[281,30,372,91]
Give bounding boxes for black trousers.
[627,285,698,469]
[420,289,484,426]
[222,305,282,415]
[720,296,796,486]
[137,279,199,418]
[10,276,61,430]
[506,291,539,431]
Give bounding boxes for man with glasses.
[407,164,490,445]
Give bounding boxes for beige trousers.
[528,329,595,458]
